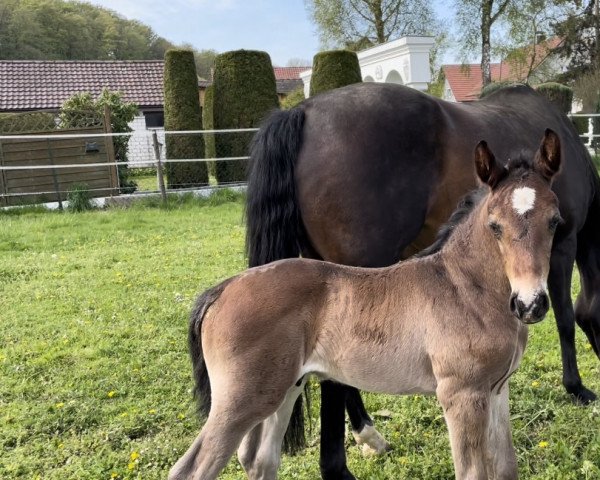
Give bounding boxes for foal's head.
[475,129,562,324]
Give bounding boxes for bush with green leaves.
[309,50,362,97]
[281,87,305,110]
[479,81,521,99]
[535,83,573,114]
[213,50,279,183]
[60,89,138,194]
[66,183,94,212]
[164,49,208,189]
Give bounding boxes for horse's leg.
[237,378,307,480]
[575,230,600,358]
[548,236,597,403]
[168,409,254,480]
[319,381,355,480]
[485,385,517,480]
[346,387,390,455]
[437,381,489,480]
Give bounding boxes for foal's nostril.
[531,292,550,319]
[509,293,523,319]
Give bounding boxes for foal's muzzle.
[509,291,549,324]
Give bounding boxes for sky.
[87,0,458,66]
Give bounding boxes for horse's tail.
[245,107,310,455]
[246,107,305,266]
[188,278,233,418]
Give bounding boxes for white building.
[300,36,436,97]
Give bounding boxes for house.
[442,37,564,102]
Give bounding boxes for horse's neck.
[439,202,510,297]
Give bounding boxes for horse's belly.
[303,347,437,395]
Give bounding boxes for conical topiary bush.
[309,50,362,97]
[163,49,208,188]
[213,50,279,184]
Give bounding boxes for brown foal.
[170,130,562,480]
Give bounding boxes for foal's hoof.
[352,425,392,456]
[569,385,597,405]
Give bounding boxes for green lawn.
[1,194,599,479]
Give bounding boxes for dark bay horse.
[171,133,562,480]
[245,83,600,479]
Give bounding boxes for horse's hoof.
[352,424,391,456]
[570,386,597,405]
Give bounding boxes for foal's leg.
[548,236,597,403]
[486,385,517,480]
[437,381,490,480]
[169,409,254,480]
[575,232,600,358]
[346,387,391,455]
[238,379,307,480]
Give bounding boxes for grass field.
[1,193,599,479]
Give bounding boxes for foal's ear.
[475,140,504,188]
[535,128,561,181]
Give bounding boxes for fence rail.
[0,128,255,207]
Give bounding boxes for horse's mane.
[416,155,536,258]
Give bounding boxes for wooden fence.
[0,126,118,207]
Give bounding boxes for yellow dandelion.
[58,443,64,449]
[177,413,186,420]
[531,381,540,388]
[55,402,65,408]
[128,462,136,470]
[585,343,592,351]
[148,409,156,414]
[130,451,140,461]
[107,391,116,398]
[111,473,119,479]
[538,441,549,448]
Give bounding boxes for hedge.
[309,50,362,97]
[163,49,208,188]
[202,85,216,178]
[213,49,278,183]
[479,81,520,99]
[535,82,573,114]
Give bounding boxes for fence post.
[0,141,6,207]
[152,130,167,204]
[46,139,63,211]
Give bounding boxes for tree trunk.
[481,0,493,87]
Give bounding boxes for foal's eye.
[488,221,502,238]
[549,215,562,232]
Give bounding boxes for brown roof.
[0,60,164,112]
[273,66,310,80]
[443,37,563,102]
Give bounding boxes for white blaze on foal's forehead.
[511,187,536,215]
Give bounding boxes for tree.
[553,0,600,82]
[305,0,439,48]
[0,0,174,60]
[454,0,513,86]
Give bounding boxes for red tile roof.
[0,60,164,112]
[443,38,563,102]
[273,66,310,80]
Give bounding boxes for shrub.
[479,81,520,99]
[571,115,589,136]
[309,50,362,97]
[66,184,94,212]
[535,83,573,114]
[163,49,208,188]
[213,50,279,183]
[281,86,305,110]
[202,85,216,178]
[60,89,138,194]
